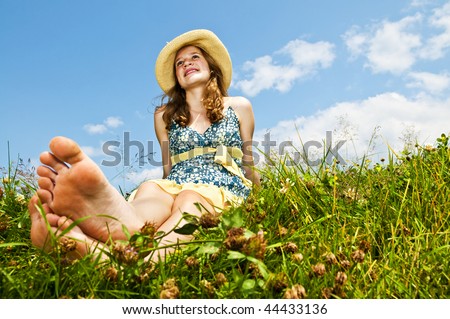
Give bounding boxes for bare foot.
[29,195,102,259]
[36,136,144,242]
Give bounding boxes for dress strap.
[170,146,252,187]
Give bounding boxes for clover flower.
[311,263,326,277]
[199,211,221,228]
[324,252,338,265]
[292,253,304,263]
[214,273,228,287]
[283,284,307,299]
[160,278,179,299]
[351,249,365,263]
[242,230,267,260]
[185,256,199,268]
[224,227,246,250]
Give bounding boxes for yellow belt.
[170,145,252,188]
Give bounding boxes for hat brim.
[155,29,232,94]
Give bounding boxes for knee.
[134,181,165,198]
[173,190,200,206]
[172,190,212,215]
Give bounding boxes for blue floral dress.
[166,106,251,200]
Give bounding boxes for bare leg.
[154,190,215,259]
[131,181,175,227]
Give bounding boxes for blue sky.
[1,0,450,191]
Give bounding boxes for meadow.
[0,134,449,299]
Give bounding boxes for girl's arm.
[154,108,172,178]
[233,96,261,186]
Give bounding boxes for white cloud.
[126,167,163,186]
[83,123,108,135]
[409,0,436,8]
[234,39,335,96]
[406,71,450,93]
[83,116,124,134]
[104,116,124,128]
[419,2,450,59]
[343,26,368,59]
[344,15,423,74]
[344,2,450,74]
[254,92,450,165]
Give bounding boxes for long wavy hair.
[157,47,229,130]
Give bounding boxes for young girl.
[28,29,260,260]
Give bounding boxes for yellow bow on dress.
[170,145,252,188]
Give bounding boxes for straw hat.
[155,29,232,93]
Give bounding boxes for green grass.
[0,134,449,299]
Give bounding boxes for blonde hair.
[158,47,228,130]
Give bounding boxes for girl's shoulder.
[225,96,252,109]
[224,96,254,121]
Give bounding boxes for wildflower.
[0,187,3,199]
[245,201,256,212]
[337,253,351,269]
[224,227,246,251]
[343,188,357,200]
[334,271,348,287]
[160,278,179,299]
[311,263,326,277]
[60,257,75,267]
[292,253,304,263]
[424,144,435,152]
[269,273,289,292]
[214,273,227,287]
[358,240,371,253]
[279,178,294,194]
[324,252,338,265]
[321,287,333,299]
[16,193,26,204]
[242,230,267,260]
[283,242,298,254]
[140,221,156,237]
[351,249,365,263]
[255,210,267,223]
[277,226,288,237]
[137,264,154,283]
[340,259,351,270]
[59,237,77,253]
[305,180,316,190]
[199,211,220,228]
[402,226,411,235]
[200,279,215,297]
[105,266,119,282]
[283,284,307,299]
[113,243,140,265]
[369,270,378,281]
[185,256,199,268]
[0,221,8,232]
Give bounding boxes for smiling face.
[174,45,211,90]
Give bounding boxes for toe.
[28,196,41,221]
[37,165,57,181]
[40,152,68,172]
[37,189,53,204]
[38,177,55,192]
[49,136,86,165]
